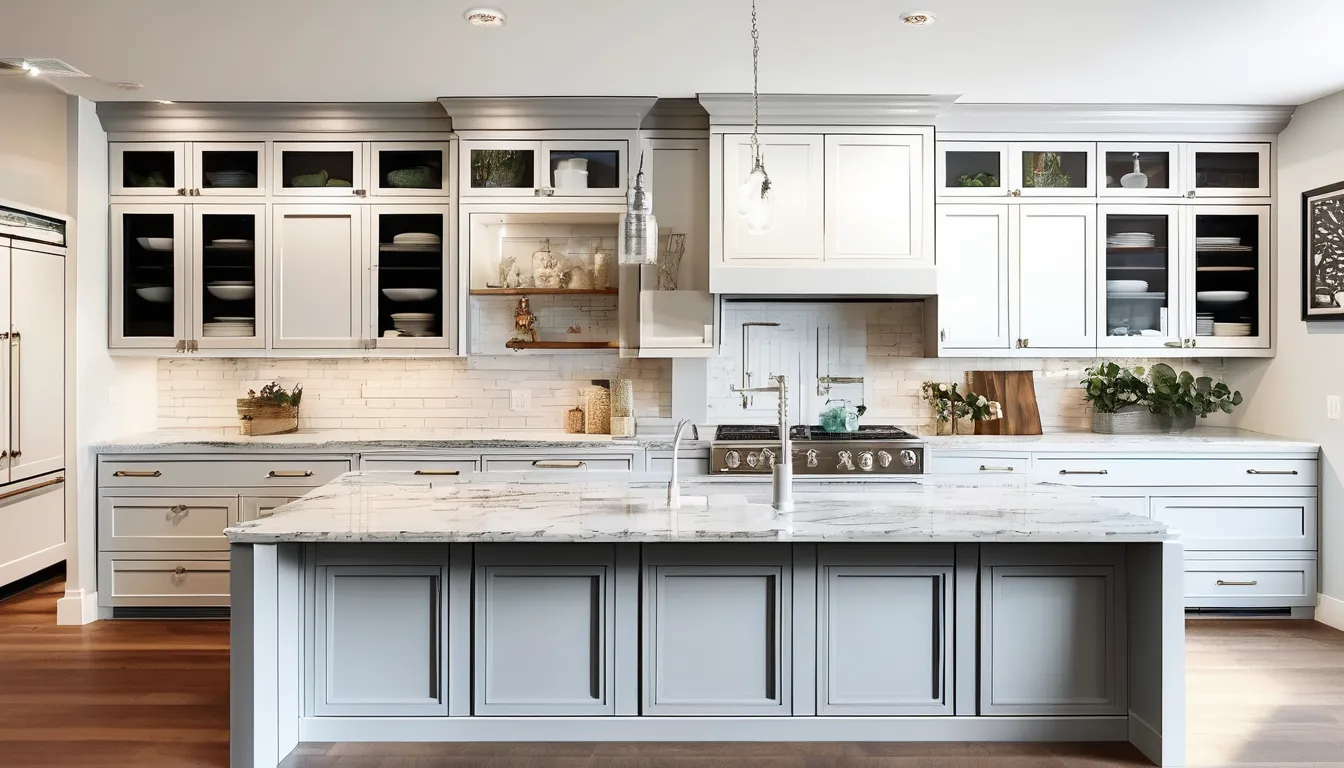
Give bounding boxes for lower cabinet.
[473,545,615,715]
[979,546,1126,716]
[641,545,792,715]
[98,495,237,552]
[98,552,231,608]
[1151,496,1317,551]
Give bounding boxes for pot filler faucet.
[729,374,794,512]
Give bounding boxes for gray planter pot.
[1091,406,1151,434]
[1155,412,1198,434]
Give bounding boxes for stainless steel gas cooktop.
[711,424,924,476]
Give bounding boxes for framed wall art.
[1303,180,1344,320]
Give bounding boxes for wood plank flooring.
[2,578,1343,767]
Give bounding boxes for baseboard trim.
[56,589,102,625]
[1128,711,1162,766]
[1317,593,1344,632]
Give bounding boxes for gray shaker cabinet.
[473,545,616,715]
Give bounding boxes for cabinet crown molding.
[97,102,453,135]
[936,103,1296,134]
[438,97,657,131]
[699,93,954,126]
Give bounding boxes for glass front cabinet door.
[1097,206,1182,350]
[191,205,266,350]
[1008,142,1096,197]
[369,206,453,349]
[937,142,1009,197]
[1184,144,1271,198]
[462,141,542,196]
[1097,143,1180,197]
[460,140,628,199]
[272,142,366,197]
[110,143,187,197]
[193,143,265,197]
[1185,206,1270,350]
[371,142,452,198]
[110,205,188,349]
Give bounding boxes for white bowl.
[136,237,174,252]
[382,288,439,302]
[206,284,255,301]
[135,286,172,303]
[1195,290,1250,305]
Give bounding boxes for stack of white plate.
[1196,313,1215,336]
[1106,279,1149,293]
[393,232,441,246]
[203,317,255,337]
[210,238,254,250]
[205,171,258,188]
[1196,236,1252,252]
[1107,232,1156,248]
[1213,322,1252,337]
[391,312,435,335]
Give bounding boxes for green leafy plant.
[1081,362,1149,414]
[957,172,999,188]
[921,381,1002,423]
[249,381,303,408]
[1022,151,1071,188]
[1146,363,1242,419]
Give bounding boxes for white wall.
[0,77,68,215]
[1229,88,1344,621]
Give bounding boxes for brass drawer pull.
[173,566,187,576]
[1059,469,1109,475]
[267,470,314,478]
[1216,579,1258,587]
[1246,469,1298,475]
[0,475,64,503]
[533,460,585,469]
[414,469,461,476]
[113,470,162,478]
[979,465,1015,472]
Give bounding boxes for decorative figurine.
[532,238,562,289]
[512,297,538,343]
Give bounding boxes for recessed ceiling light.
[464,7,506,26]
[18,61,30,71]
[112,81,143,90]
[155,100,174,104]
[901,10,936,26]
[27,65,40,77]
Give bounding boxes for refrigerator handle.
[10,330,18,461]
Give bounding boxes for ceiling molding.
[437,97,657,131]
[697,94,957,126]
[96,102,452,135]
[642,98,709,131]
[937,103,1297,134]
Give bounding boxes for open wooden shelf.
[504,340,619,351]
[471,288,618,296]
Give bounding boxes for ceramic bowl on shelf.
[206,283,255,301]
[135,286,172,303]
[1195,290,1250,305]
[382,288,439,302]
[136,237,174,252]
[1106,280,1149,293]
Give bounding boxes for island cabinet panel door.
[816,564,954,715]
[312,564,448,716]
[642,545,793,715]
[979,558,1126,716]
[473,545,616,716]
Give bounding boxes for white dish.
[136,237,174,252]
[211,316,254,322]
[1107,292,1166,300]
[1196,290,1250,304]
[135,286,172,303]
[382,288,439,302]
[1105,280,1149,292]
[393,232,441,244]
[206,284,255,301]
[207,280,254,286]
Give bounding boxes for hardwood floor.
[2,578,1342,767]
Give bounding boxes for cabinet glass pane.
[1021,151,1089,190]
[377,214,445,338]
[199,214,258,338]
[378,150,443,191]
[470,149,535,190]
[1103,214,1172,338]
[1104,151,1171,190]
[121,151,177,190]
[549,151,620,191]
[281,151,355,189]
[1194,152,1259,191]
[944,151,1002,189]
[200,150,260,191]
[121,213,176,337]
[1194,214,1260,338]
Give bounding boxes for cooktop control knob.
[857,451,875,472]
[761,448,776,467]
[899,449,919,468]
[805,449,819,468]
[837,450,855,471]
[877,451,893,468]
[724,450,741,469]
[746,452,760,468]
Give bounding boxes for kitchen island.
[227,474,1185,768]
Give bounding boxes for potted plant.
[237,381,303,436]
[1081,363,1151,434]
[921,381,1001,435]
[1146,363,1242,433]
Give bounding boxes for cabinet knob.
[176,188,186,196]
[1186,190,1197,198]
[1164,340,1183,348]
[174,566,187,576]
[939,329,946,342]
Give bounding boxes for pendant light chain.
[749,0,769,191]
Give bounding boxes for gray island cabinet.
[226,474,1185,768]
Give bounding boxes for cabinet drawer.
[928,453,1031,475]
[1035,457,1316,487]
[361,457,479,476]
[100,458,352,488]
[482,455,634,474]
[1152,497,1316,551]
[98,495,236,551]
[1184,559,1316,608]
[98,556,230,607]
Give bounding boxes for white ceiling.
[2,0,1342,106]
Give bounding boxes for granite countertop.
[923,427,1319,454]
[91,428,706,454]
[224,472,1175,544]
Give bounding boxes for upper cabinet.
[111,143,189,197]
[370,205,454,350]
[721,134,826,263]
[110,204,188,349]
[1097,143,1180,198]
[937,142,1009,197]
[370,142,453,198]
[1008,142,1096,197]
[824,135,927,266]
[1184,143,1271,198]
[460,140,629,200]
[1184,205,1271,351]
[193,143,266,197]
[272,142,366,197]
[190,205,266,350]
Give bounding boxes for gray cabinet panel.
[980,563,1125,716]
[313,564,448,716]
[818,565,953,715]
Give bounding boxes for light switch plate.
[510,389,531,412]
[1328,395,1340,420]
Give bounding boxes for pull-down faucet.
[667,419,699,510]
[730,374,794,512]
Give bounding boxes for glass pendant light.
[737,0,775,235]
[619,152,658,264]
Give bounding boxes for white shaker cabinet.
[271,205,365,349]
[1183,143,1271,198]
[823,134,929,266]
[935,205,1012,351]
[1015,205,1096,351]
[721,134,825,263]
[109,205,190,350]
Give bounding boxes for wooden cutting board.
[969,371,1043,436]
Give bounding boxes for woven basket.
[237,399,299,436]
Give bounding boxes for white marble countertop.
[224,472,1175,544]
[923,427,1318,454]
[91,428,704,453]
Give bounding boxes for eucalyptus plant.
[1146,363,1242,419]
[1081,362,1149,414]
